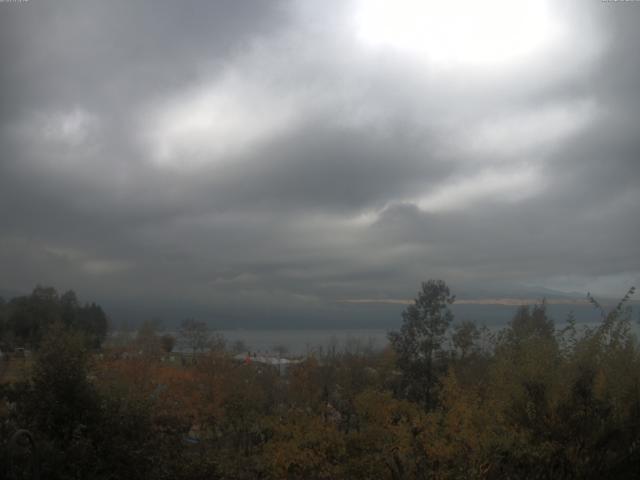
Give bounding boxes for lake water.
[215,328,389,356]
[117,309,639,357]
[183,322,640,356]
[110,328,390,356]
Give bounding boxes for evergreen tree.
[388,279,455,408]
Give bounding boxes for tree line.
[0,286,108,351]
[1,280,639,479]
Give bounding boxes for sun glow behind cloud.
[415,167,542,213]
[469,100,598,156]
[4,0,637,312]
[353,0,563,67]
[144,71,299,169]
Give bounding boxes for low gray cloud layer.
[1,0,639,326]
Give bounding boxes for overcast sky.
[1,0,638,326]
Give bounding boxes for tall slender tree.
[388,279,455,408]
[180,318,211,359]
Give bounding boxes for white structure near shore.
[232,353,302,375]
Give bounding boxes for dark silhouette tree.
[160,333,176,353]
[8,286,61,348]
[509,300,554,342]
[388,279,455,408]
[18,322,101,473]
[135,318,162,355]
[4,287,109,350]
[180,318,211,359]
[452,320,480,360]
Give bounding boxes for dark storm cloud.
[0,0,639,326]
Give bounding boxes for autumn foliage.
[1,283,639,479]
